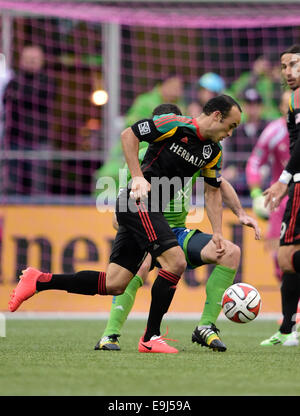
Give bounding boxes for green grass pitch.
[0,319,299,396]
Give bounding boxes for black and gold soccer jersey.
[286,88,300,177]
[131,114,222,188]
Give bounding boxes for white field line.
[1,311,282,321]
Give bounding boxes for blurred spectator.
[246,91,291,281]
[226,55,281,121]
[222,88,269,197]
[125,74,185,127]
[186,72,225,117]
[93,74,185,196]
[2,45,54,195]
[0,55,13,138]
[0,55,14,194]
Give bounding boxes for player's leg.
[117,196,185,353]
[186,231,240,351]
[197,236,240,324]
[265,204,286,282]
[8,262,133,312]
[277,244,300,336]
[95,254,152,351]
[140,245,186,347]
[8,227,143,312]
[261,182,300,346]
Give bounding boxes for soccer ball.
[222,283,262,323]
[253,194,270,220]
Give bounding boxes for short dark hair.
[152,103,182,117]
[203,94,242,119]
[280,45,300,58]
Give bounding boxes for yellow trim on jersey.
[203,151,222,169]
[153,127,178,142]
[289,94,293,112]
[201,168,217,178]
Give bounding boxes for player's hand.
[130,176,151,201]
[238,212,261,240]
[263,181,288,212]
[212,233,226,257]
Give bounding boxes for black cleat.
[94,334,121,351]
[192,324,227,352]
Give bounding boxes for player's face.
[281,53,300,90]
[210,106,241,143]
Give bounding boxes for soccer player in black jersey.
[261,45,300,346]
[9,95,242,353]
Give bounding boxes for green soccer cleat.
[94,334,121,351]
[192,324,227,352]
[260,331,299,346]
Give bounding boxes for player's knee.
[219,241,241,269]
[172,256,187,276]
[106,282,126,296]
[161,255,186,276]
[105,271,131,295]
[278,249,294,273]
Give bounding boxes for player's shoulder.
[290,87,300,111]
[153,114,192,126]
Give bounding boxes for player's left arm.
[204,181,225,257]
[220,177,261,240]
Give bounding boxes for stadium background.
[1,0,299,315]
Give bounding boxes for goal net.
[0,0,299,201]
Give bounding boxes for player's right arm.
[264,89,300,211]
[120,127,150,200]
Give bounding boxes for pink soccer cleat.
[8,267,44,312]
[138,330,178,354]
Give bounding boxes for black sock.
[279,272,300,334]
[36,271,107,295]
[143,270,180,342]
[292,251,300,273]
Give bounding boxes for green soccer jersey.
[163,171,201,228]
[125,142,201,228]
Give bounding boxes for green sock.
[102,274,143,337]
[199,265,236,326]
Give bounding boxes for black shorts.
[280,182,300,246]
[110,188,179,275]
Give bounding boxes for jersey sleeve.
[131,118,161,143]
[131,114,203,143]
[200,149,222,188]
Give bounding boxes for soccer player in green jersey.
[96,104,260,353]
